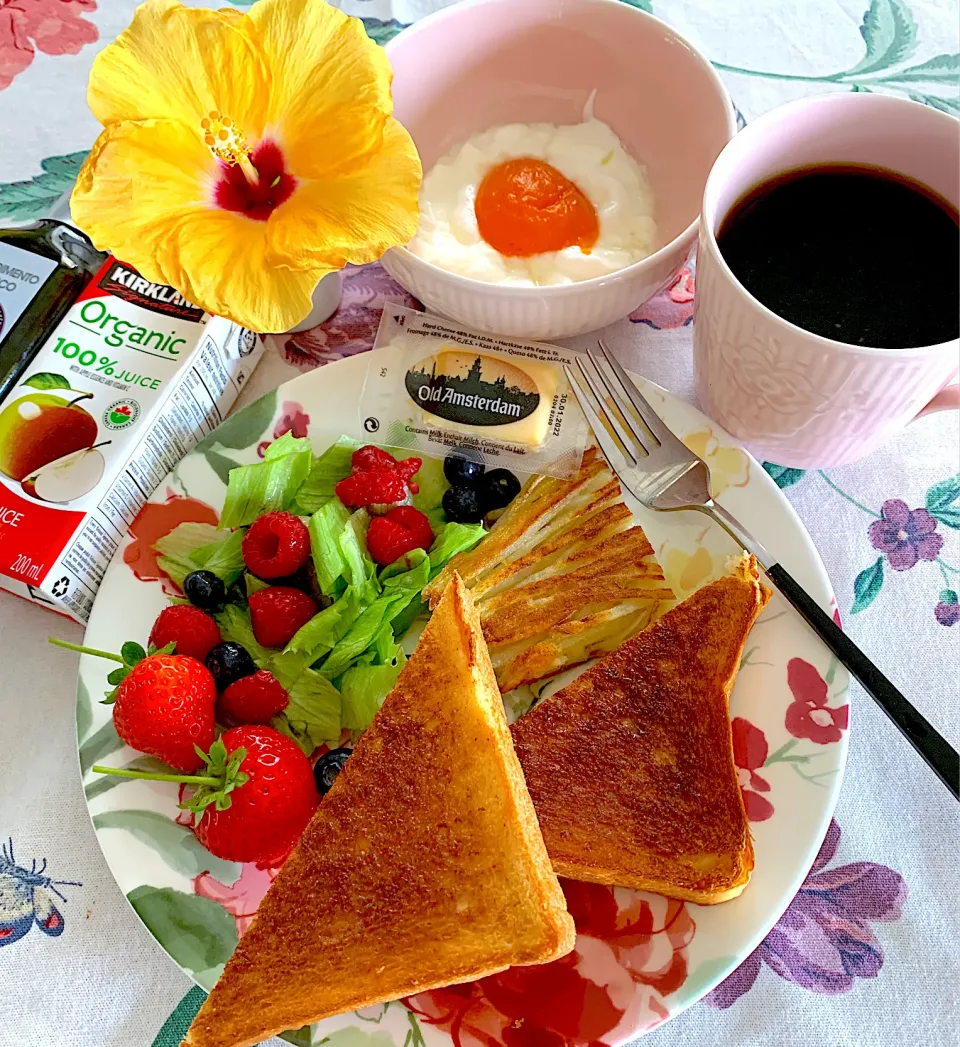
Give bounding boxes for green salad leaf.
[154,523,245,589]
[308,498,351,596]
[428,522,486,573]
[340,657,404,731]
[213,604,274,668]
[279,668,342,752]
[293,435,359,514]
[284,587,361,661]
[219,433,312,528]
[340,510,380,605]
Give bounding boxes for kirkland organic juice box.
[0,257,263,622]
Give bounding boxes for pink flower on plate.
[280,262,420,369]
[731,717,774,822]
[629,266,695,329]
[407,879,695,1046]
[0,0,99,90]
[257,400,310,457]
[194,863,280,937]
[785,658,849,745]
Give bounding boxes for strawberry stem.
[91,764,220,786]
[49,637,125,664]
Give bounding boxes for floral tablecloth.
[1,2,958,1046]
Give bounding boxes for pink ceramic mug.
[693,93,959,469]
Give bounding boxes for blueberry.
[314,747,351,795]
[443,448,485,488]
[479,469,521,511]
[205,641,256,691]
[442,485,484,524]
[184,570,226,611]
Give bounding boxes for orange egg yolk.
[474,158,600,258]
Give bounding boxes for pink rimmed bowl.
[383,0,736,340]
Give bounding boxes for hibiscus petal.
[880,499,910,527]
[87,0,269,135]
[267,118,421,270]
[71,119,320,332]
[249,0,395,179]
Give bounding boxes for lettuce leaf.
[382,554,431,596]
[153,522,240,589]
[219,433,312,528]
[293,435,359,514]
[410,455,447,514]
[213,604,273,668]
[340,658,404,731]
[429,521,486,574]
[272,668,341,754]
[380,548,428,581]
[308,498,351,596]
[340,510,380,605]
[284,587,360,660]
[318,592,409,680]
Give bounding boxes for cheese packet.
[362,308,589,478]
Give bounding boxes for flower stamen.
[202,110,259,186]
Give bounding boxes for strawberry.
[335,470,407,509]
[50,637,216,773]
[148,605,221,662]
[219,669,289,725]
[189,726,318,864]
[242,511,310,579]
[248,586,318,647]
[366,505,434,566]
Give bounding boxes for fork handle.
[699,503,960,800]
[766,563,959,800]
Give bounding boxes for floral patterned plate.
[76,351,850,1046]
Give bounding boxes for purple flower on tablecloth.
[867,499,943,571]
[705,820,906,1008]
[935,589,960,626]
[279,263,420,369]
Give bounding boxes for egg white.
[407,118,658,286]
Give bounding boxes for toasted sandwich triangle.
[183,574,574,1047]
[511,557,771,905]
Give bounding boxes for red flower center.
[214,141,297,221]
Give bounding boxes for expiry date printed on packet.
[360,308,589,478]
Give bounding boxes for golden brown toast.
[511,556,771,905]
[425,447,675,692]
[183,574,574,1047]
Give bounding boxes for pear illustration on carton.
[0,372,105,502]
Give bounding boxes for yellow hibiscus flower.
[682,428,751,498]
[71,0,421,333]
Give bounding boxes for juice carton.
[0,257,263,622]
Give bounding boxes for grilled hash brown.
[511,557,771,904]
[425,447,674,692]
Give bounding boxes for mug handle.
[916,380,960,418]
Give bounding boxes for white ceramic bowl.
[383,0,735,340]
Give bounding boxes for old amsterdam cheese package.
[362,308,589,478]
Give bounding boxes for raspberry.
[219,669,290,725]
[367,506,434,566]
[351,445,399,473]
[393,456,422,489]
[335,470,407,509]
[242,511,310,579]
[248,586,318,648]
[148,605,222,662]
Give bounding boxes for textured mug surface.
[384,0,735,339]
[694,93,959,469]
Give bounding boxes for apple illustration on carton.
[0,373,106,502]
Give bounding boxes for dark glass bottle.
[0,221,106,402]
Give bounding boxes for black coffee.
[716,164,959,350]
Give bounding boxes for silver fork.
[565,341,959,800]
